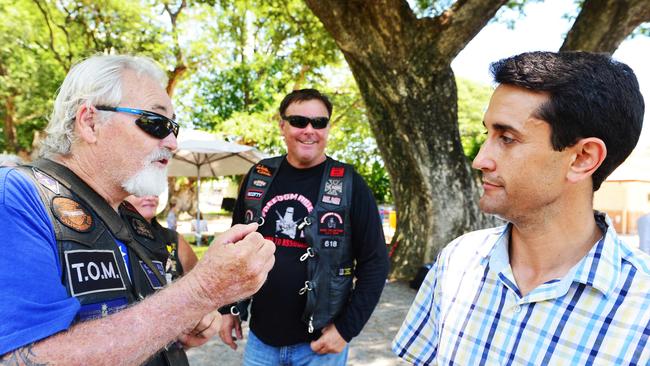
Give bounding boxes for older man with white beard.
[0,54,275,366]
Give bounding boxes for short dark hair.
[490,51,645,191]
[279,88,333,117]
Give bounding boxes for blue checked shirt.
[393,213,650,365]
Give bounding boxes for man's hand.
[218,314,243,350]
[178,310,221,349]
[310,324,348,354]
[189,223,275,308]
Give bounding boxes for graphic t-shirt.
[232,157,390,347]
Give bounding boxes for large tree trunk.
[561,0,650,52]
[305,0,505,279]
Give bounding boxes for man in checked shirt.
[393,51,650,365]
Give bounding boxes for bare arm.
[178,234,198,272]
[0,223,274,366]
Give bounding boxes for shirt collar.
[487,212,622,300]
[570,212,621,297]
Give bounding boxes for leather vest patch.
[139,260,166,289]
[77,297,128,321]
[52,197,93,232]
[255,164,274,177]
[130,217,155,240]
[318,211,345,236]
[64,250,126,296]
[34,169,60,195]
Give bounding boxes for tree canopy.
[1,0,648,277]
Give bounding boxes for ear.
[74,104,99,144]
[566,137,607,184]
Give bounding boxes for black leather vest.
[19,159,188,366]
[151,218,184,282]
[243,156,354,333]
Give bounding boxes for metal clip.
[308,315,314,333]
[297,217,312,231]
[230,305,240,316]
[298,281,312,295]
[299,247,315,262]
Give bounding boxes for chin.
[123,165,168,197]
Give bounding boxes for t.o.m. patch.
[139,260,166,289]
[318,211,344,236]
[52,197,93,232]
[130,217,155,240]
[65,250,126,296]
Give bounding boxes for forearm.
[1,274,211,366]
[179,235,198,272]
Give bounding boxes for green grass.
[183,234,213,259]
[191,244,210,259]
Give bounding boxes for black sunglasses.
[95,106,179,139]
[281,115,329,129]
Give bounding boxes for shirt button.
[513,305,522,314]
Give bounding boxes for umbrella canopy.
[166,129,266,243]
[168,129,265,177]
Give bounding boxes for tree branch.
[31,0,67,69]
[416,0,508,61]
[561,0,650,52]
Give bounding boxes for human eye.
[499,134,515,144]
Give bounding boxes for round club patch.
[52,197,93,232]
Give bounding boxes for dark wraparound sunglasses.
[281,115,329,129]
[95,106,179,139]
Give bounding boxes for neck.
[286,154,326,169]
[55,154,127,211]
[508,192,601,296]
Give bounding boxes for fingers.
[310,339,326,354]
[235,318,243,340]
[214,223,258,245]
[218,315,240,351]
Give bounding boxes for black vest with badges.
[19,159,188,366]
[150,218,185,282]
[243,156,354,333]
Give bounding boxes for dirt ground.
[186,280,415,366]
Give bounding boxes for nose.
[471,142,496,172]
[161,131,178,151]
[301,123,316,134]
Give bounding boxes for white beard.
[122,150,171,196]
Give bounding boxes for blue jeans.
[243,330,349,366]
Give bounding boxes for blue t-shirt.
[0,168,129,354]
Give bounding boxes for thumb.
[310,337,322,352]
[215,223,259,245]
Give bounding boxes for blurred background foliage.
[0,0,492,203]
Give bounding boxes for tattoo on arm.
[0,345,48,366]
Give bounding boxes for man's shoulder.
[620,242,650,278]
[0,167,39,204]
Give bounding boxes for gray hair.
[0,153,23,167]
[40,54,168,158]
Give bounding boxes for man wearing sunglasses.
[219,89,389,365]
[0,54,275,365]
